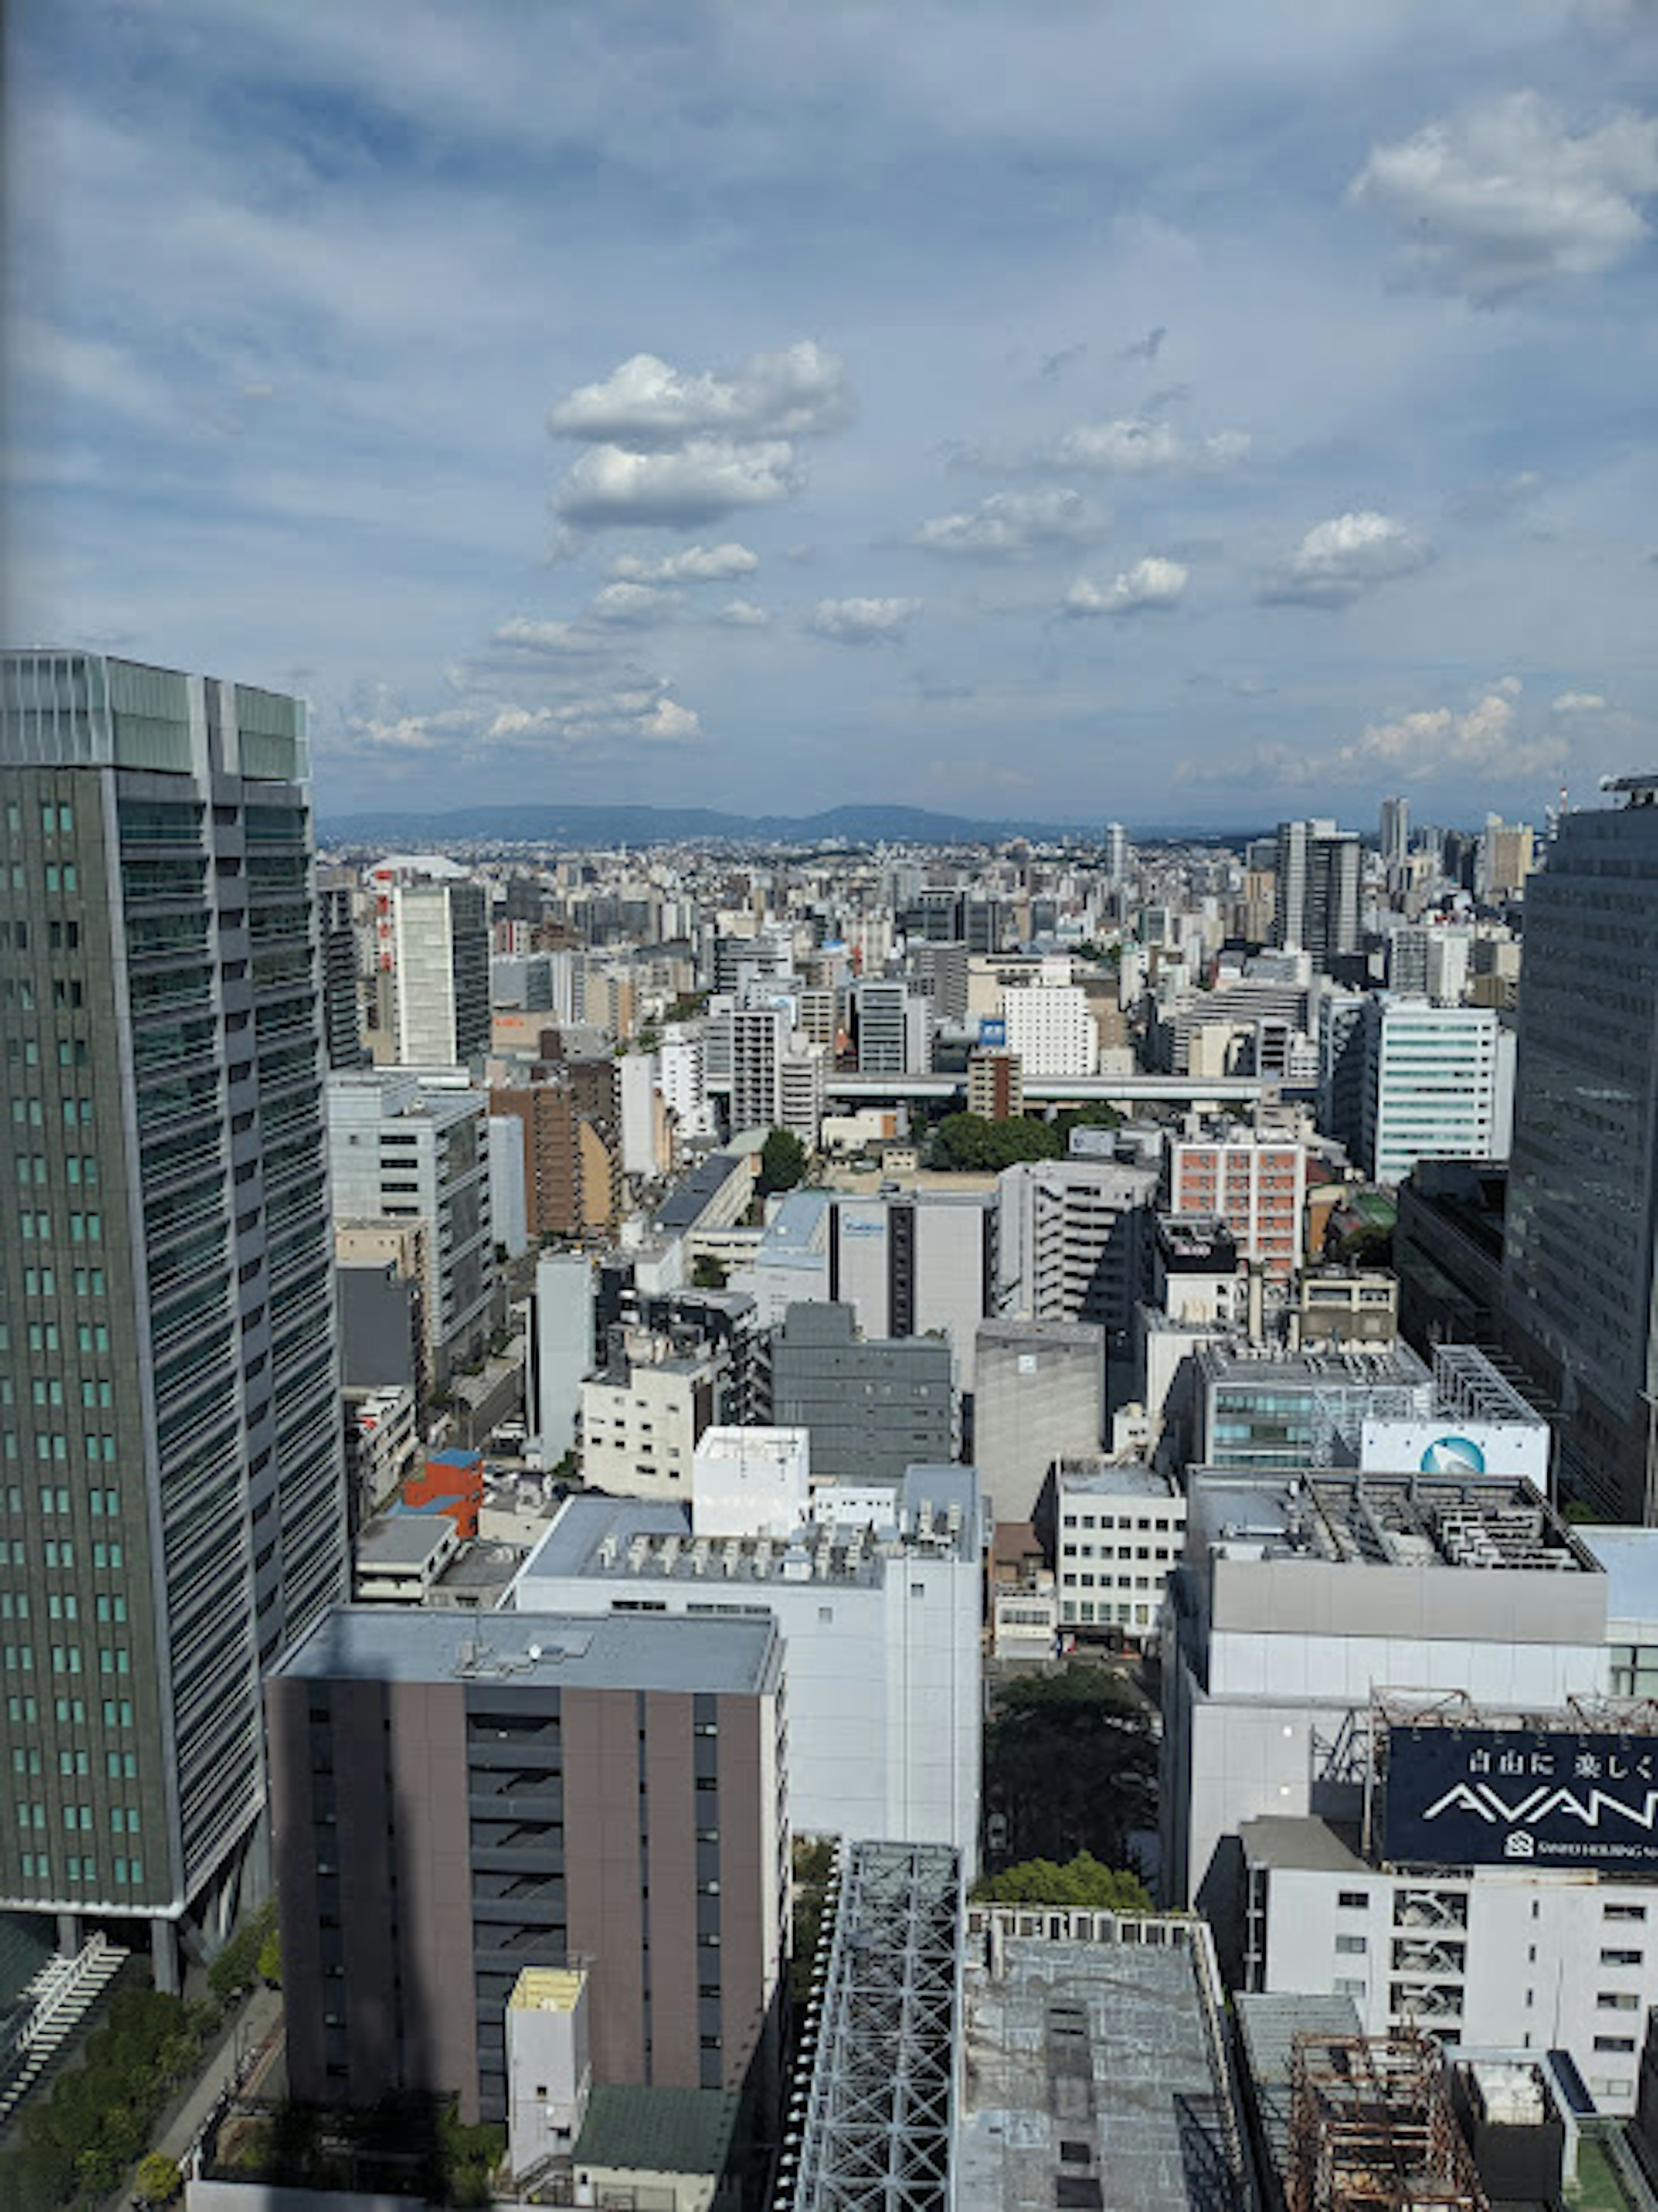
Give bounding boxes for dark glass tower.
[1504,777,1658,1519]
[0,652,348,1981]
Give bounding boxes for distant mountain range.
[320,800,1241,848]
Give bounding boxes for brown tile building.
[493,1062,621,1240]
[267,1608,787,2126]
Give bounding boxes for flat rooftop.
[518,1465,980,1589]
[270,1604,779,1696]
[1237,1815,1367,1874]
[958,1930,1241,2212]
[356,1516,455,1568]
[1198,1341,1431,1391]
[1055,1461,1179,1502]
[1188,1470,1595,1574]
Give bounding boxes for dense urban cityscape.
[3,653,1658,2209]
[7,2,1658,2209]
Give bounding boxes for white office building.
[525,1252,595,1467]
[1358,997,1514,1185]
[1051,1462,1186,1641]
[1162,1468,1658,2114]
[327,1070,495,1381]
[392,877,490,1067]
[1002,979,1098,1078]
[511,1465,983,1875]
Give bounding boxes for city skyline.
[8,2,1657,828]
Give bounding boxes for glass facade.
[0,655,344,1962]
[1505,794,1658,1518]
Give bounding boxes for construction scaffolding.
[779,1842,960,2212]
[1286,2031,1488,2212]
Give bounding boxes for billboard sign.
[1384,1725,1658,1870]
[1359,1416,1549,1485]
[978,1018,1007,1048]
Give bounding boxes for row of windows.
[2,978,84,1011]
[6,1695,135,1726]
[15,1208,102,1240]
[14,1802,140,1833]
[15,1855,145,1886]
[1060,1512,1178,1533]
[0,1594,127,1621]
[0,918,82,949]
[10,1154,101,1187]
[2,1434,120,1463]
[12,1747,139,1778]
[3,801,76,836]
[18,1266,106,1296]
[0,1377,114,1407]
[2,1646,132,1674]
[2,1488,122,1516]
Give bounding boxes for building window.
[1334,1934,1367,1955]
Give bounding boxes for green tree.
[931,1112,1061,1171]
[134,2151,184,2206]
[975,1851,1151,1911]
[691,1253,729,1290]
[759,1126,807,1195]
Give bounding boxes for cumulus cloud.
[589,580,679,626]
[1064,556,1189,616]
[1262,510,1433,607]
[807,596,921,644]
[912,487,1110,560]
[1553,689,1607,712]
[716,599,772,627]
[1050,417,1250,475]
[1177,683,1569,790]
[1350,92,1658,300]
[489,616,610,658]
[548,340,851,446]
[610,541,759,583]
[552,438,800,527]
[478,680,702,750]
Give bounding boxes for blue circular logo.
[1419,1434,1487,1474]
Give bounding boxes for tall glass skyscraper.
[0,652,346,1983]
[1505,777,1658,1521]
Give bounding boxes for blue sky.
[7,0,1658,827]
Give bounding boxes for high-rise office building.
[1271,819,1360,970]
[0,651,347,1984]
[1505,778,1658,1519]
[1379,795,1409,874]
[1357,997,1512,1187]
[1102,821,1130,886]
[392,877,490,1067]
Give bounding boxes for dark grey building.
[1504,778,1658,1519]
[317,865,365,1070]
[764,1302,953,1484]
[267,1607,787,2125]
[1272,819,1360,971]
[0,652,348,1983]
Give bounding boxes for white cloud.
[1350,92,1658,300]
[1177,683,1569,790]
[589,580,679,626]
[548,340,851,446]
[1050,418,1250,475]
[807,596,921,644]
[489,616,610,657]
[1553,688,1607,712]
[610,541,759,583]
[912,487,1111,560]
[1262,510,1432,607]
[552,439,800,527]
[716,598,772,627]
[478,680,703,750]
[1064,556,1189,616]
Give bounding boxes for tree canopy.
[975,1851,1151,1911]
[759,1126,807,1194]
